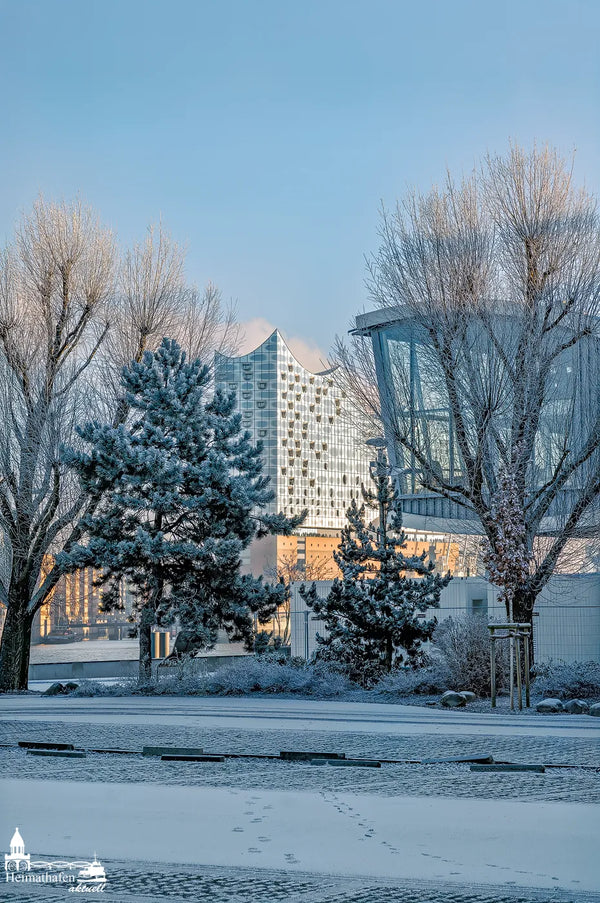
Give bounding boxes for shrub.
[371,660,451,697]
[70,659,356,698]
[70,679,136,697]
[193,658,354,697]
[532,660,600,700]
[432,616,508,696]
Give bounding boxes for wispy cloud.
[239,317,330,373]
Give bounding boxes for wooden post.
[490,632,496,708]
[524,627,531,708]
[515,634,523,711]
[509,633,515,711]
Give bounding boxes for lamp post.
[366,437,390,550]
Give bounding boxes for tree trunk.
[511,588,537,668]
[138,600,154,684]
[0,593,34,692]
[384,635,393,672]
[512,589,536,624]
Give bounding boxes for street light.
[366,437,391,549]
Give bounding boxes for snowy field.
[0,695,598,902]
[2,778,598,891]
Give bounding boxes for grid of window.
[215,330,372,531]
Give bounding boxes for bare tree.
[359,145,600,632]
[0,199,115,689]
[0,202,239,690]
[330,327,382,445]
[102,226,239,408]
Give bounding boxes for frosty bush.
[532,660,600,700]
[71,679,137,697]
[72,659,352,697]
[432,616,508,696]
[371,660,451,697]
[194,659,353,697]
[66,660,353,698]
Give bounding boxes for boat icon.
[77,856,106,884]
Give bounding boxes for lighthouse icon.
[5,828,31,872]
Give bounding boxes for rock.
[590,703,600,717]
[459,691,477,703]
[536,697,563,713]
[43,682,66,696]
[440,691,467,708]
[63,682,79,693]
[562,699,589,715]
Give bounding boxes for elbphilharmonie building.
[215,330,373,533]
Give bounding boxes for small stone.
[589,703,600,717]
[536,697,563,713]
[43,682,66,696]
[562,699,589,715]
[440,691,467,708]
[459,691,477,703]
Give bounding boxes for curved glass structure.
[356,307,600,535]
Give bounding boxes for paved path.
[1,695,598,738]
[2,862,597,903]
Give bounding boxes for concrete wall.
[29,659,139,681]
[28,653,249,682]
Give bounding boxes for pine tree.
[61,338,303,682]
[300,453,451,686]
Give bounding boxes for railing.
[290,603,600,664]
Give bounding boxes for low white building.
[290,575,600,664]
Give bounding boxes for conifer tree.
[61,338,303,682]
[300,452,451,686]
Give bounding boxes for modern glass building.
[355,308,474,528]
[214,330,373,532]
[355,307,600,538]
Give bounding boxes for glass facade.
[215,331,373,531]
[362,310,600,529]
[371,320,468,521]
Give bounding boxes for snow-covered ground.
[1,778,598,893]
[0,695,598,899]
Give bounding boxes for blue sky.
[1,0,599,362]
